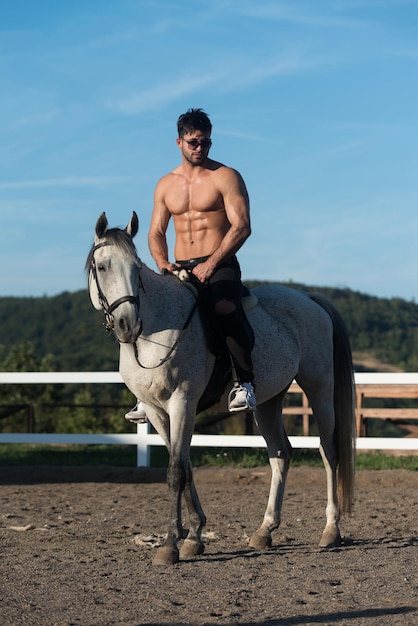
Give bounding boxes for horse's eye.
[97,264,106,272]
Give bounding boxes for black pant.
[176,256,255,385]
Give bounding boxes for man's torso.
[162,160,230,260]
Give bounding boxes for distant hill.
[0,290,118,371]
[247,281,418,372]
[0,282,417,372]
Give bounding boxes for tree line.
[1,283,417,372]
[0,283,417,435]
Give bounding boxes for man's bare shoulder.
[207,159,245,190]
[155,169,183,191]
[205,159,242,181]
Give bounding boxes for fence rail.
[1,372,417,466]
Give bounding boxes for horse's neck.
[139,265,197,327]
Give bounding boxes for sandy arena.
[1,465,417,625]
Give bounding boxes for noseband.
[90,241,142,332]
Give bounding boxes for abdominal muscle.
[172,207,230,261]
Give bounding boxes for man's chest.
[165,179,224,215]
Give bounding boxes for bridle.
[89,241,141,333]
[89,240,199,369]
[132,297,199,369]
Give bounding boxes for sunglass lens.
[186,139,211,149]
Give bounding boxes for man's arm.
[148,178,175,273]
[192,167,251,283]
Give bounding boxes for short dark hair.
[177,108,212,137]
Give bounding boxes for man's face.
[177,131,212,166]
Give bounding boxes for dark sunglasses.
[183,138,212,150]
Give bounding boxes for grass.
[0,444,137,467]
[355,451,418,470]
[0,444,417,471]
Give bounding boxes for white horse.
[87,212,355,566]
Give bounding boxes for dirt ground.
[0,465,417,626]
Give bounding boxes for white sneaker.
[228,383,256,413]
[125,401,148,423]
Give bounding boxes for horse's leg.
[152,404,200,566]
[179,460,207,559]
[318,442,341,547]
[140,408,182,565]
[152,453,185,566]
[305,382,342,547]
[249,393,292,550]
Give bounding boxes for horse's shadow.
[350,535,418,549]
[139,605,417,626]
[178,531,418,564]
[178,541,334,564]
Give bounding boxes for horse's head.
[87,211,142,343]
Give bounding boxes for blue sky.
[1,0,417,301]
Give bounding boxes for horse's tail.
[309,293,356,513]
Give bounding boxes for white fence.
[0,372,417,466]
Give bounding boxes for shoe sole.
[127,418,148,423]
[125,415,148,423]
[228,405,256,413]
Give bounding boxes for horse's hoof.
[319,528,342,548]
[152,545,180,566]
[179,539,205,559]
[249,532,272,550]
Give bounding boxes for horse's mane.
[85,228,141,274]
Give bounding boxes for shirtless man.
[125,108,256,422]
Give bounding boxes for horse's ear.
[126,211,139,239]
[95,212,108,239]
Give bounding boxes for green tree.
[0,341,59,433]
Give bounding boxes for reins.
[90,240,199,369]
[133,297,199,369]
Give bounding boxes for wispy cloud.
[108,47,326,115]
[336,0,416,8]
[218,129,273,144]
[0,176,133,190]
[107,71,229,114]
[385,46,418,58]
[83,27,139,51]
[221,49,331,89]
[235,0,370,27]
[11,108,60,130]
[276,139,367,166]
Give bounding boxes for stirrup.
[228,383,256,413]
[125,401,148,423]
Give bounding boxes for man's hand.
[192,258,216,283]
[159,262,180,274]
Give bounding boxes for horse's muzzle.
[114,316,142,344]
